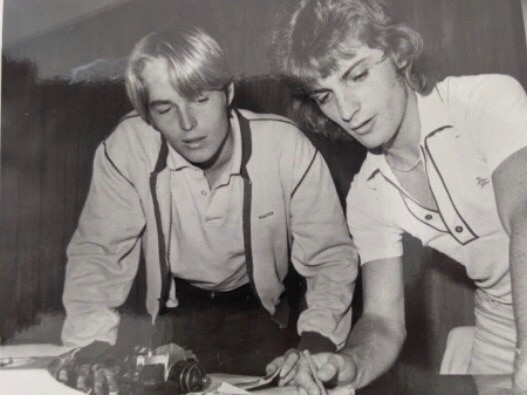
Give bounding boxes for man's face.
[309,44,410,150]
[141,58,233,164]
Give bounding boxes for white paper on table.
[217,382,252,394]
[0,367,83,395]
[0,344,81,394]
[190,374,257,395]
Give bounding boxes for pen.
[302,350,328,395]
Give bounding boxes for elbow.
[401,325,407,343]
[396,324,407,353]
[355,312,407,352]
[390,312,406,344]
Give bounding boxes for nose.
[178,106,196,131]
[335,89,360,123]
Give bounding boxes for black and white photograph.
[1,1,527,394]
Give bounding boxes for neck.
[196,127,234,189]
[383,87,421,165]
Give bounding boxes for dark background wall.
[2,0,527,372]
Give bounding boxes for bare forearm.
[507,214,527,390]
[510,215,527,349]
[341,313,406,388]
[492,147,527,388]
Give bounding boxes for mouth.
[183,136,206,148]
[350,117,374,135]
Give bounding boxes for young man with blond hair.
[62,26,357,375]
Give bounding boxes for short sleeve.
[463,75,527,172]
[346,177,403,265]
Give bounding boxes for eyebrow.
[307,56,367,95]
[149,100,172,108]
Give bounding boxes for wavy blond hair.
[272,0,434,138]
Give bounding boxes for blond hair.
[126,27,232,123]
[272,0,433,138]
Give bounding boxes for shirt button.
[425,214,433,220]
[455,226,463,233]
[201,190,207,196]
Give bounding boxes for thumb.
[319,354,357,384]
[266,356,284,375]
[316,354,340,383]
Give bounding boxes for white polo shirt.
[347,74,527,303]
[167,112,248,291]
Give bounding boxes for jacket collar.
[235,108,253,176]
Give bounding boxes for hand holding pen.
[266,348,357,395]
[302,350,329,395]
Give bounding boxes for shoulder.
[238,108,316,156]
[348,153,381,189]
[238,108,298,127]
[105,111,150,142]
[346,153,388,212]
[238,109,304,139]
[435,74,525,108]
[104,111,158,147]
[101,110,162,169]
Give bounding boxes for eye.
[194,94,209,103]
[153,105,172,115]
[351,69,369,83]
[311,92,331,106]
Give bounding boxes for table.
[0,344,80,394]
[0,344,514,395]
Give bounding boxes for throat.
[194,129,233,189]
[383,88,421,160]
[391,164,438,211]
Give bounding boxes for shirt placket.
[377,167,447,233]
[421,140,478,245]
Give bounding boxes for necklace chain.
[385,154,422,173]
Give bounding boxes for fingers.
[294,356,325,395]
[94,366,119,395]
[328,384,356,395]
[76,364,91,391]
[271,349,355,394]
[70,364,117,394]
[267,349,301,386]
[279,349,301,385]
[266,356,285,375]
[297,385,310,395]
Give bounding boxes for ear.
[391,52,408,70]
[225,81,235,106]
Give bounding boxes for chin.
[189,151,217,165]
[358,131,395,152]
[187,155,211,164]
[357,137,384,151]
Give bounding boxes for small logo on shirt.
[258,211,274,219]
[476,177,490,188]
